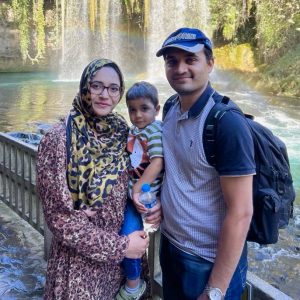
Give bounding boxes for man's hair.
[204,47,214,62]
[126,81,159,107]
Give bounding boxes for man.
[157,27,255,300]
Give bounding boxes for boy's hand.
[144,199,162,228]
[132,192,148,214]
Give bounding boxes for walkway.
[0,200,46,300]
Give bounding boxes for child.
[116,81,164,300]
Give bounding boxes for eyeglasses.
[89,81,121,97]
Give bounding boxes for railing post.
[148,231,163,299]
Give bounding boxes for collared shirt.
[161,83,255,262]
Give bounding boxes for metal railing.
[0,132,43,234]
[0,132,163,298]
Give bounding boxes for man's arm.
[198,175,253,299]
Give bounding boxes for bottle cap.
[141,183,151,192]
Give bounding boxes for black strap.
[203,93,242,166]
[162,92,248,168]
[162,94,178,120]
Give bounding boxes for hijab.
[66,58,129,209]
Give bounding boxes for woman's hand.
[144,199,162,229]
[83,208,97,218]
[125,231,149,259]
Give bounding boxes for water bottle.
[139,183,157,233]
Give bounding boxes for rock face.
[0,2,57,72]
[0,26,19,58]
[0,26,25,71]
[0,6,22,72]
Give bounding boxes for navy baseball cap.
[156,27,212,57]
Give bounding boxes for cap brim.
[156,43,204,57]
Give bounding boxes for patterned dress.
[37,123,132,300]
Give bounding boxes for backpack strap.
[162,94,179,120]
[203,93,243,166]
[163,92,245,168]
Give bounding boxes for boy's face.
[127,97,160,129]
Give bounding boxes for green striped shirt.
[127,120,163,197]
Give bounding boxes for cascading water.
[59,0,123,80]
[92,0,124,70]
[59,0,90,80]
[147,0,210,81]
[58,0,210,81]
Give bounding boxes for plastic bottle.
[139,183,157,233]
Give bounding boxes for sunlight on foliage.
[214,44,257,72]
[11,0,45,63]
[255,0,300,63]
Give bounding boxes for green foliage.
[0,3,11,22]
[210,0,299,64]
[214,43,257,72]
[255,0,300,63]
[12,0,30,61]
[33,0,46,59]
[222,5,238,40]
[215,42,300,97]
[264,43,300,97]
[210,0,254,43]
[11,0,45,63]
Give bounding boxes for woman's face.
[89,66,121,116]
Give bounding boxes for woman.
[37,59,158,299]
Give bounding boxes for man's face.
[164,48,214,97]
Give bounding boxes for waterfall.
[59,0,90,80]
[58,0,210,81]
[59,0,122,80]
[147,0,210,81]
